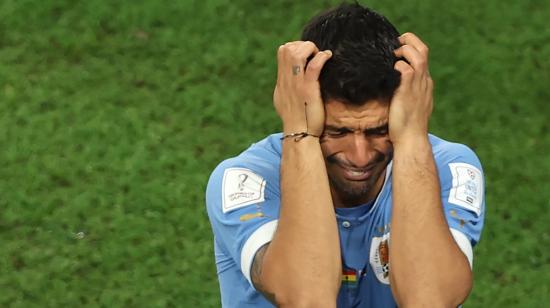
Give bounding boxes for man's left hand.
[389,32,434,145]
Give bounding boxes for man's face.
[320,99,393,208]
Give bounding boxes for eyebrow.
[365,123,389,134]
[324,122,389,134]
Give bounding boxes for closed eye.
[323,127,352,138]
[365,124,389,136]
[325,131,347,138]
[323,124,389,138]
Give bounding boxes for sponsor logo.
[222,168,266,213]
[370,232,391,284]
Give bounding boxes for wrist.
[392,132,430,152]
[283,122,307,133]
[283,125,323,137]
[392,134,435,168]
[281,132,320,142]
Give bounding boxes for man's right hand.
[251,41,340,308]
[273,41,332,137]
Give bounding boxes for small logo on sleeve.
[222,168,266,213]
[448,163,483,216]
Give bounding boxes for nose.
[345,133,375,168]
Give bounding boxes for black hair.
[301,2,401,104]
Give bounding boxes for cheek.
[320,138,343,158]
[374,137,393,154]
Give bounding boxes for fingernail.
[324,50,332,56]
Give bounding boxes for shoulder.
[429,136,486,246]
[429,134,482,170]
[208,133,282,185]
[429,134,485,204]
[430,134,485,217]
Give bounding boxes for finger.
[294,41,320,63]
[398,32,429,57]
[276,41,303,61]
[276,44,285,82]
[277,41,317,81]
[394,60,414,85]
[394,45,427,72]
[304,50,332,83]
[277,43,298,83]
[288,41,319,78]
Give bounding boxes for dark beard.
[328,168,382,205]
[326,151,391,206]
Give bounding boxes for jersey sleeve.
[436,142,486,267]
[206,156,281,286]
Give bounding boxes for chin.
[330,166,385,202]
[330,177,373,201]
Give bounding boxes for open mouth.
[340,165,375,181]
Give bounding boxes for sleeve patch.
[222,168,266,213]
[448,163,483,216]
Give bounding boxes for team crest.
[370,232,390,284]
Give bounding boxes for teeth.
[350,170,366,176]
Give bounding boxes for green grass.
[0,0,548,307]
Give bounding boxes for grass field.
[1,0,549,307]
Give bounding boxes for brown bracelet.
[280,132,320,142]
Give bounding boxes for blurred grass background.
[0,0,548,307]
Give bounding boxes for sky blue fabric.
[206,133,485,307]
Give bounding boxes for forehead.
[324,98,389,128]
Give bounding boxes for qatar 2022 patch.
[222,168,266,213]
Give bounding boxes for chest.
[335,196,396,307]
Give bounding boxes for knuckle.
[278,44,292,56]
[304,40,316,48]
[421,46,429,54]
[290,53,302,62]
[417,58,427,66]
[277,46,285,58]
[281,42,293,52]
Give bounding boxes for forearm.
[390,136,471,307]
[263,137,341,307]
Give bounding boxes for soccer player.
[206,3,485,307]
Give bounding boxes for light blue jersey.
[206,133,485,307]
